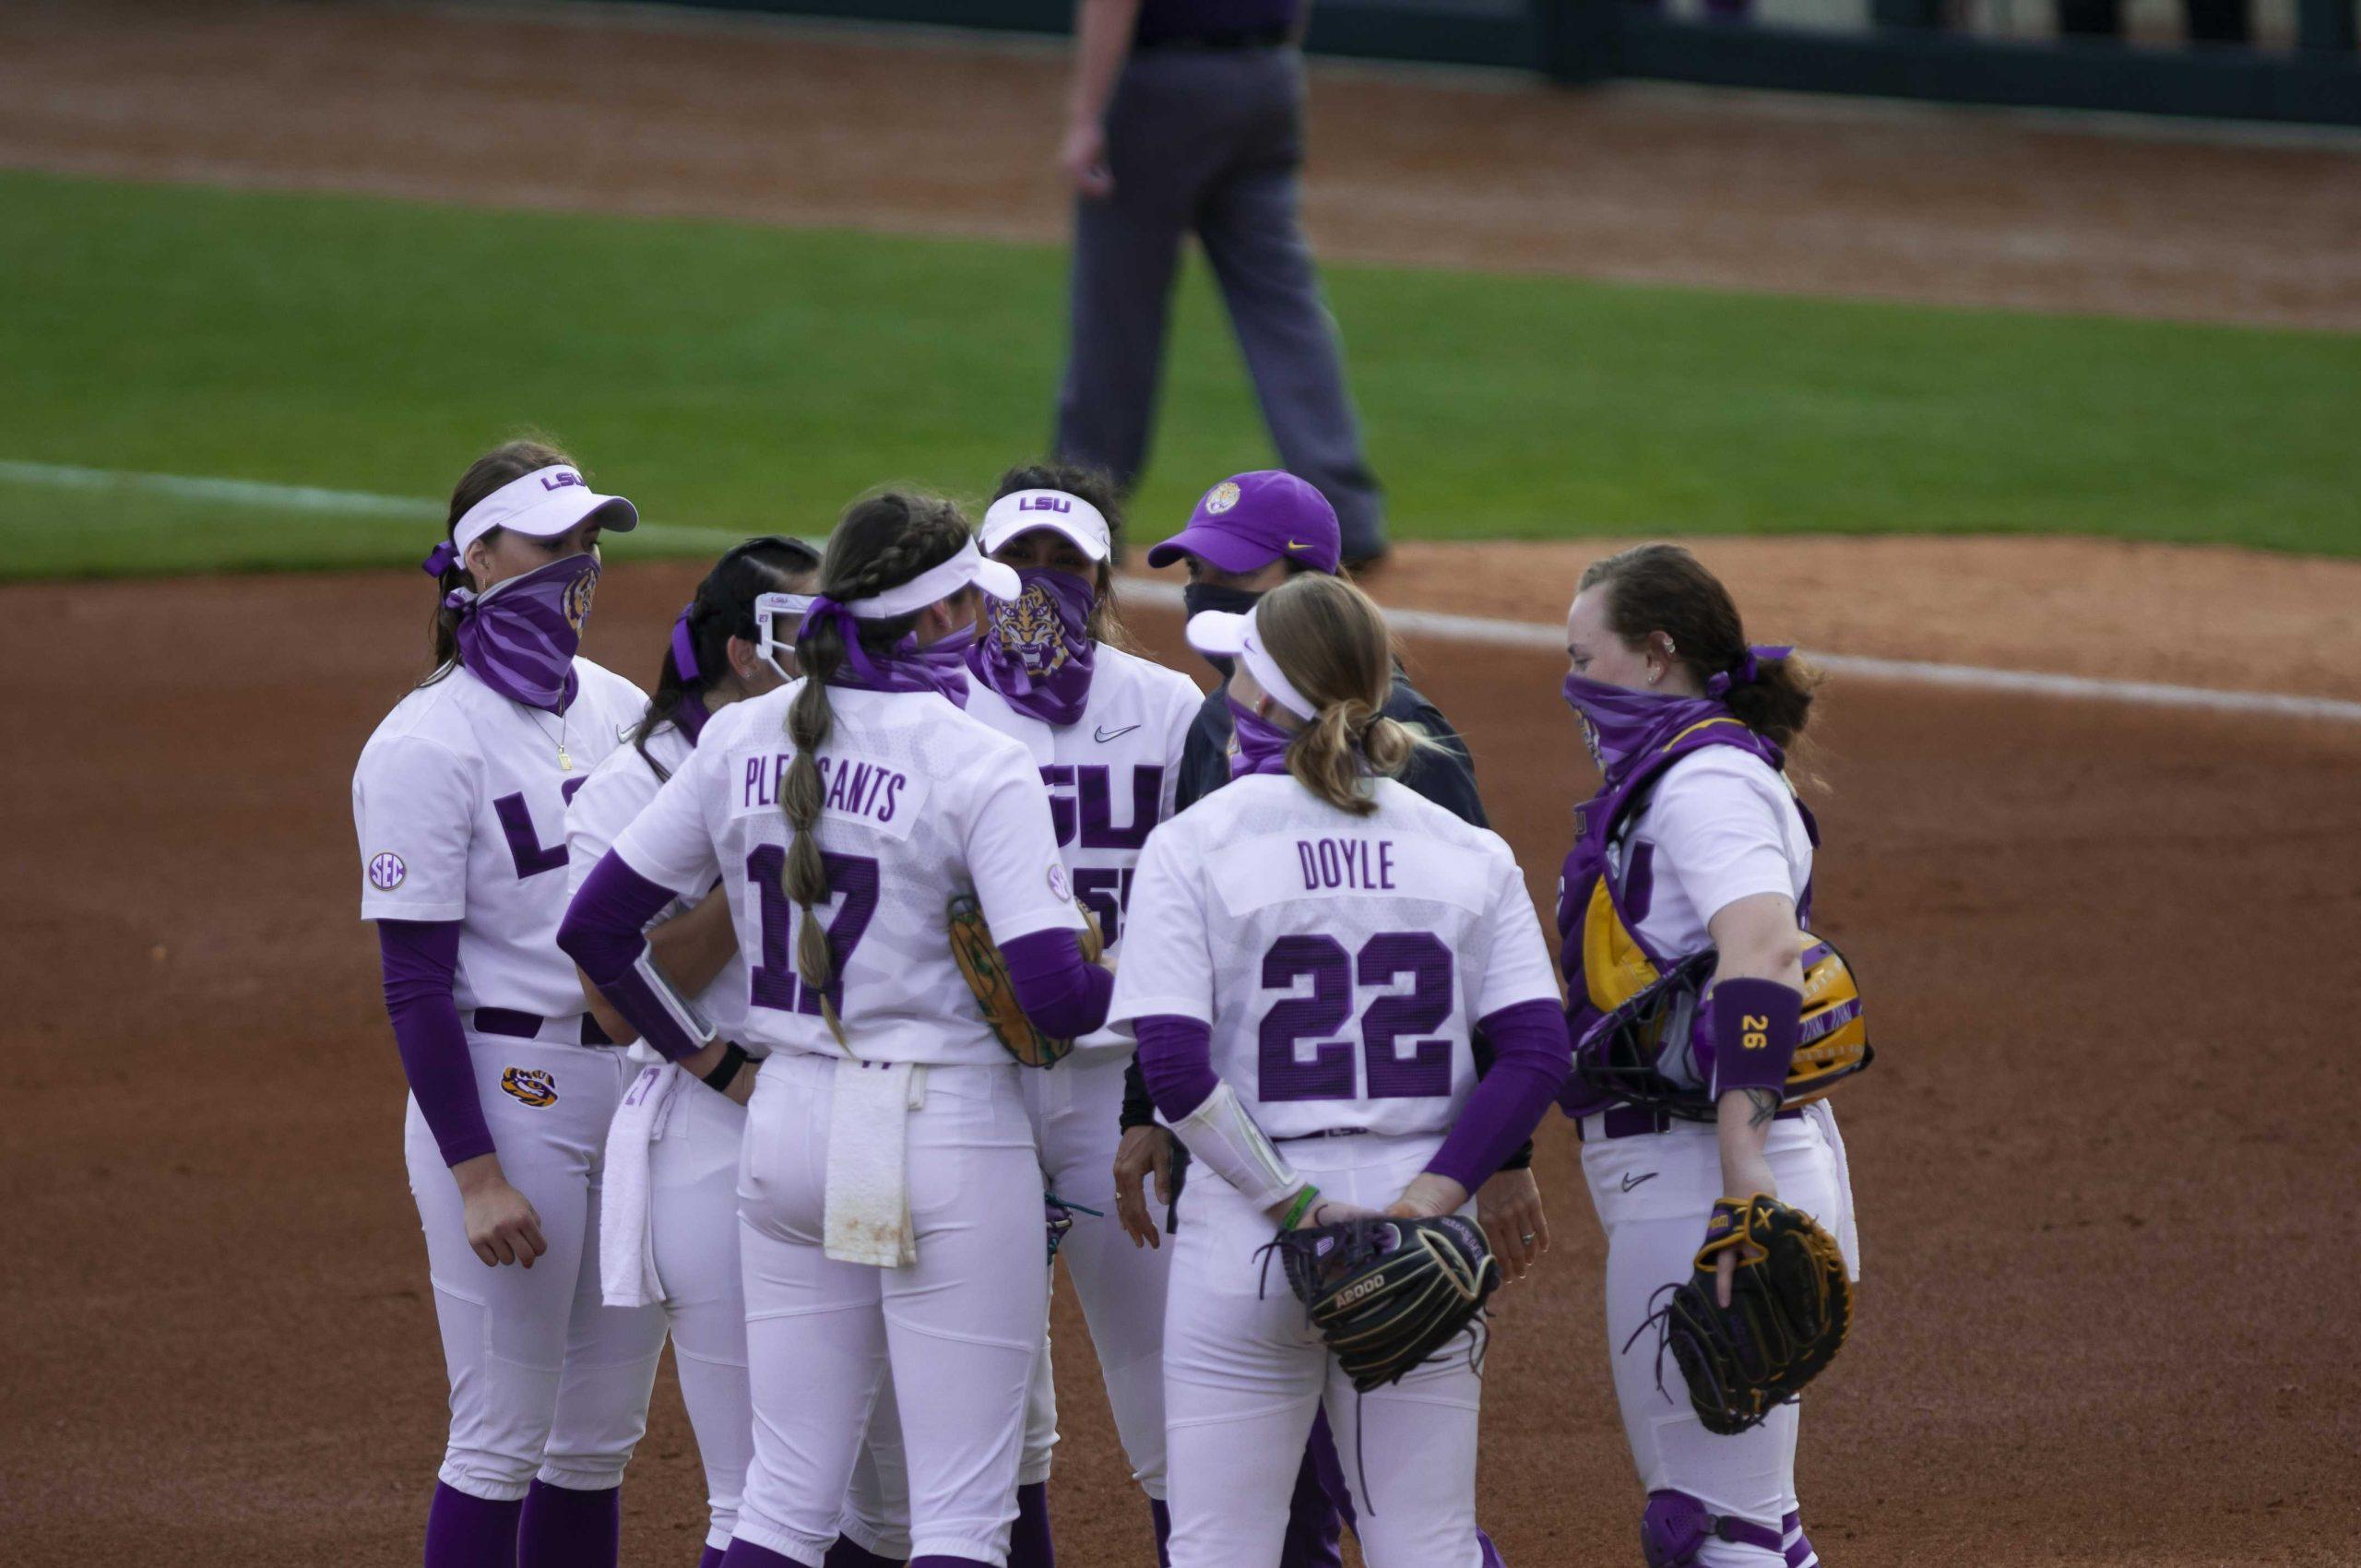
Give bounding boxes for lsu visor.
[1185,604,1317,721]
[453,465,637,554]
[837,538,1021,619]
[979,489,1112,564]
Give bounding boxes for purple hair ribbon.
[421,540,458,578]
[670,603,702,683]
[1706,643,1795,697]
[798,595,891,687]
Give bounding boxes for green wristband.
[1279,1185,1321,1230]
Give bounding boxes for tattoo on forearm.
[1744,1087,1781,1129]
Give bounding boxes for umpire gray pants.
[1055,45,1385,559]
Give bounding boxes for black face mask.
[1181,581,1264,677]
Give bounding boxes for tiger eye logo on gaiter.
[562,566,597,632]
[501,1067,558,1108]
[995,582,1071,677]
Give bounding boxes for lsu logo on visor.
[501,1067,558,1108]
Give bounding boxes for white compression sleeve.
[1170,1080,1304,1212]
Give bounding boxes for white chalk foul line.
[6,459,2355,723]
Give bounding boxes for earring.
[1649,668,1662,685]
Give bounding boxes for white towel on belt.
[824,1058,924,1267]
[599,1063,681,1307]
[1805,1099,1861,1282]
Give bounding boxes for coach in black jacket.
[1113,469,1538,1568]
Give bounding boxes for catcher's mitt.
[1268,1216,1500,1393]
[947,894,1104,1069]
[1639,1194,1851,1435]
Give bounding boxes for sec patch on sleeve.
[367,851,408,891]
[1048,861,1072,902]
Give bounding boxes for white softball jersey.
[1111,773,1560,1142]
[353,659,647,1019]
[606,682,1085,1066]
[1610,745,1814,965]
[962,644,1202,1053]
[565,718,756,1052]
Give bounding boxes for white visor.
[1185,605,1317,721]
[453,464,638,555]
[979,490,1112,563]
[844,538,1021,619]
[754,591,813,664]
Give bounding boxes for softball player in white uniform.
[564,536,821,1568]
[558,493,1115,1568]
[1556,544,1860,1568]
[353,441,666,1568]
[1110,575,1571,1568]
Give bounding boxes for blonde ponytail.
[1252,575,1441,815]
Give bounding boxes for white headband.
[979,489,1112,563]
[452,464,637,555]
[839,539,1021,619]
[1185,605,1318,722]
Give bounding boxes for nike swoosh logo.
[1620,1171,1658,1193]
[1093,724,1141,743]
[1286,540,1315,552]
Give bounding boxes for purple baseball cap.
[1145,470,1340,576]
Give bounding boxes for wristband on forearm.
[699,1042,751,1096]
[1709,977,1802,1100]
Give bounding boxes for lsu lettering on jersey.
[1112,774,1560,1141]
[963,645,1201,1053]
[1609,747,1812,968]
[565,719,756,1053]
[607,683,1084,1066]
[353,659,647,1019]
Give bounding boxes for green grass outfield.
[3,169,2356,580]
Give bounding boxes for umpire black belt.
[1134,24,1290,50]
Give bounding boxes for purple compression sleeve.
[1135,1015,1218,1124]
[1708,977,1801,1099]
[556,852,706,1062]
[1425,1000,1571,1193]
[378,920,493,1168]
[1001,927,1113,1041]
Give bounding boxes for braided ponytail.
[777,493,972,1041]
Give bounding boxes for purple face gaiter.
[1227,694,1295,779]
[970,568,1097,725]
[1560,671,1727,789]
[450,552,599,714]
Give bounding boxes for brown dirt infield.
[7,568,2360,1566]
[7,5,2361,1565]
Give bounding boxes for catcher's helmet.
[1574,934,1870,1121]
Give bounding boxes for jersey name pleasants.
[353,659,647,1022]
[962,646,1201,1052]
[566,719,755,1052]
[608,682,1082,1067]
[1113,774,1560,1143]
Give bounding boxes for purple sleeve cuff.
[556,852,707,1063]
[1708,977,1801,1099]
[1136,1015,1218,1124]
[1001,927,1114,1042]
[377,920,493,1168]
[1426,1000,1571,1193]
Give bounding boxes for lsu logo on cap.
[563,565,597,631]
[367,851,407,891]
[1203,481,1241,515]
[501,1067,558,1108]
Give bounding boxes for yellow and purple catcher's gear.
[1573,933,1870,1123]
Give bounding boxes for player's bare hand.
[1384,1172,1469,1223]
[453,1156,547,1269]
[1298,1196,1382,1229]
[1061,121,1113,198]
[1113,1125,1172,1249]
[724,1061,759,1108]
[1477,1166,1548,1283]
